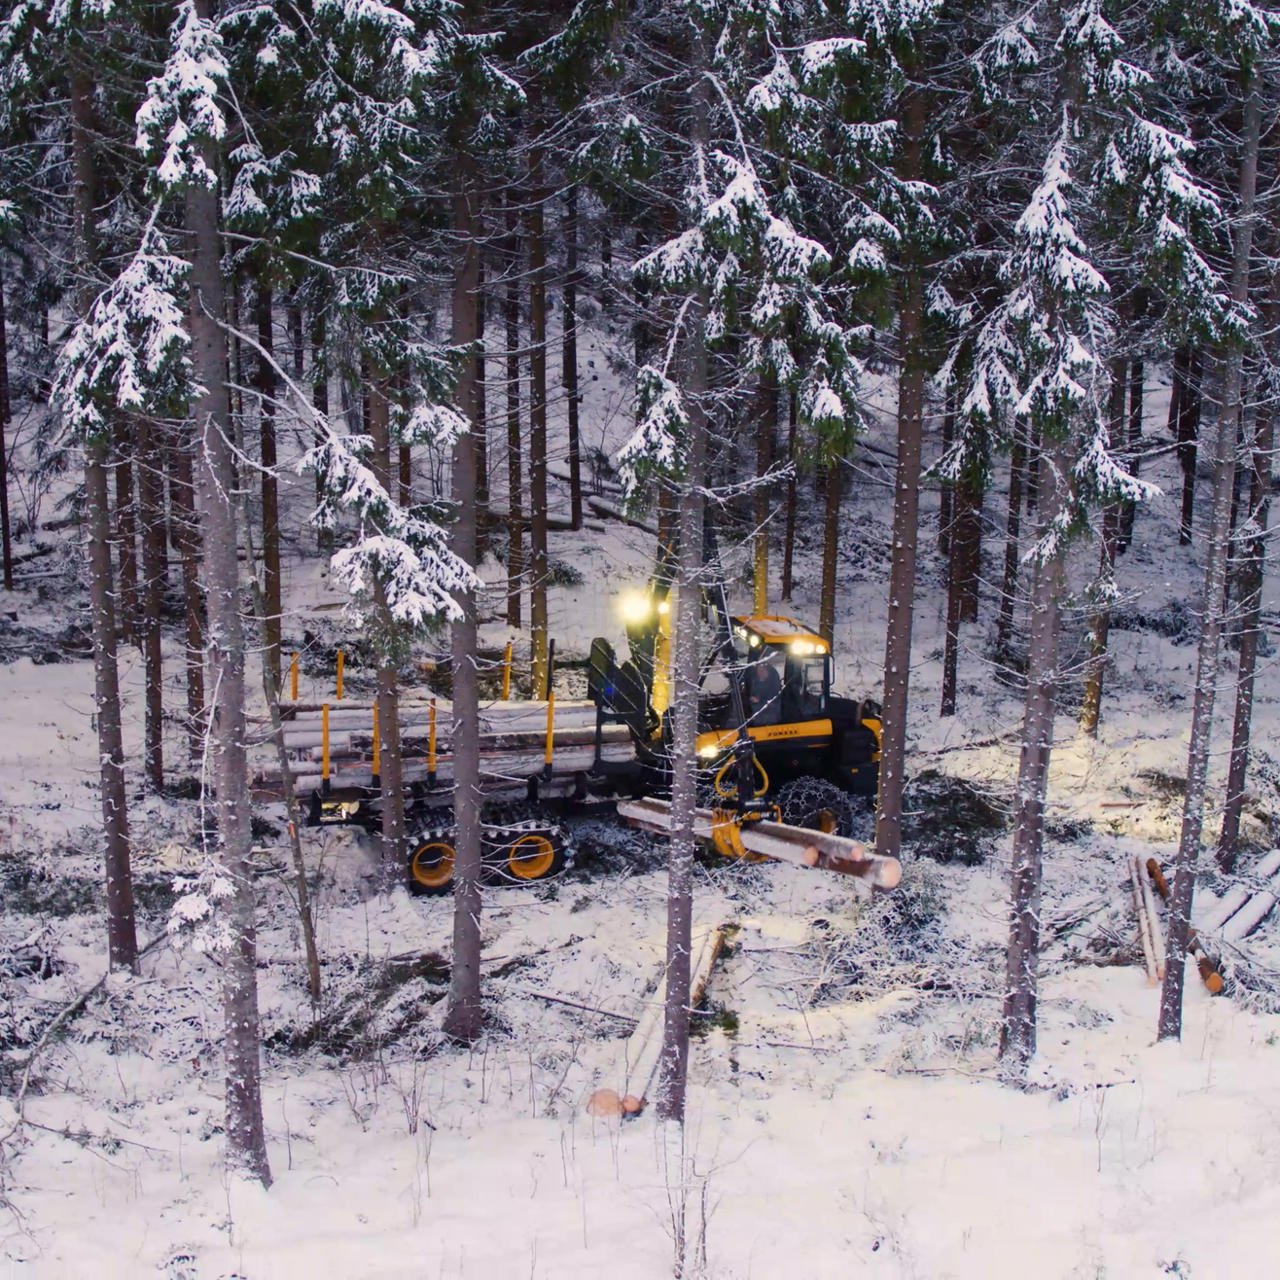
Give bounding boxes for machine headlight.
[618,591,652,625]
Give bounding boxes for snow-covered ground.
[1,307,1279,1277]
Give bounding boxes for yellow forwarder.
[291,568,890,896]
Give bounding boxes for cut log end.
[586,1088,624,1118]
[876,859,903,891]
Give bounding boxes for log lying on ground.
[1196,848,1280,936]
[1129,854,1161,984]
[585,923,728,1118]
[1146,858,1224,994]
[616,797,902,890]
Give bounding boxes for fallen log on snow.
[1145,859,1224,995]
[616,797,901,890]
[1196,848,1280,937]
[1129,854,1162,984]
[587,923,729,1118]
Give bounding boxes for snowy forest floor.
[3,365,1280,1277]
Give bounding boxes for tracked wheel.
[482,800,571,886]
[774,777,858,839]
[407,828,457,896]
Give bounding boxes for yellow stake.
[544,691,556,769]
[321,703,331,784]
[336,649,345,700]
[372,702,380,778]
[289,652,299,702]
[427,697,438,780]
[501,640,513,701]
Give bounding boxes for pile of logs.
[252,698,634,796]
[1129,849,1280,993]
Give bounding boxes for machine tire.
[482,800,572,885]
[407,827,457,896]
[774,777,858,839]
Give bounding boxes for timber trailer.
[263,564,895,896]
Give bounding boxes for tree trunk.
[241,496,321,1007]
[473,260,486,525]
[288,292,304,381]
[655,59,711,1127]
[256,281,281,690]
[0,266,12,591]
[564,186,583,531]
[137,414,166,790]
[113,417,139,643]
[443,157,485,1045]
[995,434,1027,660]
[312,313,330,550]
[955,474,982,625]
[72,68,137,972]
[1118,359,1142,552]
[1000,437,1069,1077]
[940,468,977,718]
[752,380,775,615]
[1078,362,1128,738]
[1217,267,1278,870]
[654,386,706,1124]
[938,396,954,559]
[1175,347,1202,547]
[505,203,524,630]
[167,426,205,759]
[874,248,926,865]
[185,4,271,1179]
[527,155,550,697]
[366,373,406,879]
[780,391,797,601]
[1158,81,1261,1043]
[818,458,841,646]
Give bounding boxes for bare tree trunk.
[940,473,970,718]
[1175,347,1202,547]
[288,292,304,382]
[312,313,330,550]
[366,374,406,879]
[256,282,281,690]
[655,59,711,1127]
[113,417,139,643]
[167,427,204,758]
[444,157,485,1045]
[1079,363,1128,738]
[875,248,926,865]
[781,391,797,601]
[752,380,775,615]
[242,498,321,1007]
[527,151,550,698]
[818,458,841,646]
[72,68,137,972]
[472,262,486,530]
[938,399,954,559]
[995,434,1027,660]
[1159,82,1261,1043]
[1000,437,1069,1077]
[505,202,523,630]
[563,186,583,531]
[0,266,12,591]
[137,414,166,790]
[1118,359,1142,552]
[1218,274,1278,871]
[185,4,271,1178]
[654,370,706,1124]
[955,475,982,624]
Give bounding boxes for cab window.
[789,656,829,718]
